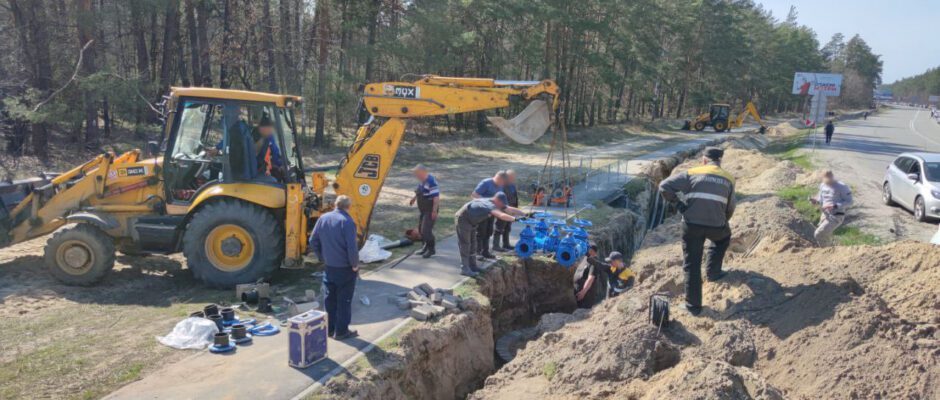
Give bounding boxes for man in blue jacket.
[309,195,360,340]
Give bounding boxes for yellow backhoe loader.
[0,76,558,288]
[682,101,766,133]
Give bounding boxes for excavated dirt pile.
[471,142,940,399]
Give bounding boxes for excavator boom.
[334,75,560,241]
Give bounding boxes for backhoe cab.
[0,76,558,289]
[683,101,766,133]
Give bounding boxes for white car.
[882,153,940,221]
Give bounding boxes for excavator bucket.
[488,100,552,144]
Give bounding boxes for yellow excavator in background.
[682,101,766,133]
[0,76,559,288]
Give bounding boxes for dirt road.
[804,106,940,241]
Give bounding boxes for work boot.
[492,237,506,252]
[422,247,435,258]
[678,303,702,316]
[480,251,496,260]
[334,330,359,340]
[707,271,728,282]
[416,244,428,255]
[502,236,513,251]
[460,266,479,278]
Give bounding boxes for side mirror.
[145,141,161,158]
[907,173,919,181]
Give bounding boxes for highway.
[807,105,940,242]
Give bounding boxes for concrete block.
[430,292,443,305]
[411,304,437,321]
[304,289,317,302]
[430,305,446,315]
[407,290,428,302]
[395,298,412,310]
[409,300,427,308]
[442,298,458,310]
[414,283,435,297]
[437,288,454,295]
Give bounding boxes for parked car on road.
[883,153,940,221]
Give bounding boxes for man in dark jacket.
[824,120,835,144]
[493,169,519,252]
[471,171,508,259]
[573,243,609,308]
[659,147,736,315]
[455,192,525,277]
[309,195,360,340]
[409,164,440,258]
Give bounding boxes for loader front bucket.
[488,100,551,144]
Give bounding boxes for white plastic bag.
[156,317,219,350]
[359,235,392,263]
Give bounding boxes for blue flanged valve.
[533,219,550,250]
[515,224,537,258]
[544,226,561,253]
[554,234,582,267]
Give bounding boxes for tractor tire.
[713,120,727,132]
[44,223,116,286]
[183,199,284,289]
[693,121,706,131]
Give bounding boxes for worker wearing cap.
[455,192,525,277]
[471,171,509,260]
[605,251,635,298]
[572,243,609,308]
[811,170,853,246]
[409,164,440,258]
[493,169,519,252]
[659,147,736,315]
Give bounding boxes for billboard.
[792,72,843,96]
[929,95,939,103]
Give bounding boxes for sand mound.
[674,146,811,195]
[471,144,940,399]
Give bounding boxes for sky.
[758,0,940,83]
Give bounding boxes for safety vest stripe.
[686,192,728,204]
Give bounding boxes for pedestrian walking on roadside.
[471,171,508,260]
[493,169,519,252]
[811,170,853,247]
[659,147,736,316]
[309,195,360,340]
[455,192,526,277]
[824,120,835,144]
[409,164,440,258]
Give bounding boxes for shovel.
[488,100,552,144]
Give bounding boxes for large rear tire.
[713,120,728,132]
[693,121,706,131]
[44,224,116,286]
[183,199,284,289]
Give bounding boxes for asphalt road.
[806,105,940,242]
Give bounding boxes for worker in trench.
[572,243,608,308]
[658,147,735,316]
[455,192,526,277]
[605,251,636,298]
[409,164,440,258]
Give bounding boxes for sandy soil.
[471,140,940,399]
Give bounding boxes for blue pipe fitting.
[555,234,582,267]
[515,225,537,258]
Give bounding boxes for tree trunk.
[279,0,295,92]
[159,0,180,92]
[364,0,380,81]
[77,0,100,147]
[262,0,278,92]
[218,0,232,88]
[185,0,202,86]
[196,0,212,86]
[314,0,330,146]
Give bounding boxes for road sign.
[792,72,843,96]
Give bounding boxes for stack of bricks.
[387,282,468,321]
